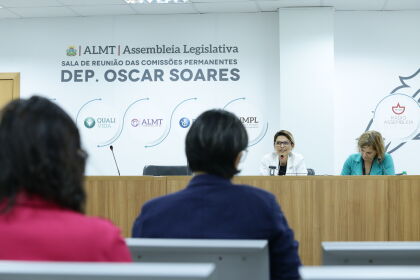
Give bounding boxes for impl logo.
[392,103,405,115]
[84,117,95,128]
[66,46,77,56]
[179,117,191,128]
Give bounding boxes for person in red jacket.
[0,96,131,262]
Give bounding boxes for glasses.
[275,141,290,146]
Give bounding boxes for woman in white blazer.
[260,130,307,176]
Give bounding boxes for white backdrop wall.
[0,9,419,175]
[334,11,420,175]
[277,8,419,175]
[279,7,335,175]
[0,13,280,176]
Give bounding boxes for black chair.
[143,165,192,176]
[307,168,315,176]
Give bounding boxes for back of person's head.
[185,109,248,179]
[0,96,86,213]
[273,130,295,147]
[357,130,385,160]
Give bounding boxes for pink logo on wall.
[392,103,405,115]
[366,69,420,155]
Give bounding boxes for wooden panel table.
[85,176,166,237]
[388,176,420,241]
[233,176,389,265]
[85,175,420,265]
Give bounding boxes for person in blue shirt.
[132,109,301,280]
[341,130,395,175]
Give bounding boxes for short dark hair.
[0,96,86,213]
[185,109,248,179]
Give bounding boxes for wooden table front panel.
[84,175,419,265]
[388,176,420,241]
[234,176,389,264]
[85,176,166,237]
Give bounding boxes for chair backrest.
[126,238,269,280]
[322,241,420,265]
[143,165,192,176]
[300,266,420,280]
[0,261,216,280]
[307,168,315,176]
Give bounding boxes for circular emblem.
[84,117,96,129]
[371,94,420,141]
[131,118,139,127]
[179,117,191,128]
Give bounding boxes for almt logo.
[131,118,163,127]
[131,119,139,127]
[83,45,116,55]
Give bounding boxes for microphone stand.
[109,145,121,176]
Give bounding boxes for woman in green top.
[341,130,395,175]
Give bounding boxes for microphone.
[279,155,285,174]
[109,145,121,176]
[268,166,277,176]
[280,154,284,164]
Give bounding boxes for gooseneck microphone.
[277,155,287,176]
[109,145,121,176]
[279,154,285,172]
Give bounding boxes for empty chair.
[307,168,315,176]
[143,165,192,176]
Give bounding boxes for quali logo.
[179,117,191,128]
[392,103,405,115]
[66,46,77,56]
[131,119,139,127]
[84,117,95,128]
[96,117,116,128]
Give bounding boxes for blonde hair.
[358,130,385,161]
[274,130,295,147]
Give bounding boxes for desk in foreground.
[85,175,420,265]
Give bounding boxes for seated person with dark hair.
[0,96,131,262]
[132,109,301,280]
